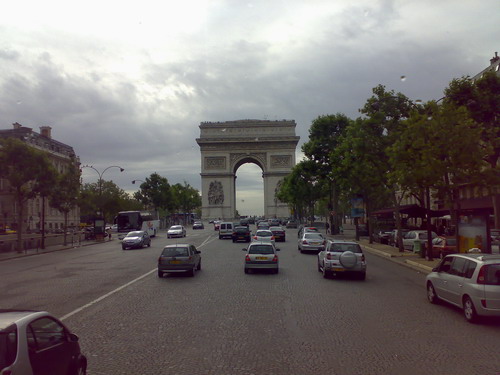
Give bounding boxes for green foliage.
[171,181,202,214]
[133,173,173,212]
[0,137,58,250]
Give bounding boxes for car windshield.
[170,226,182,230]
[125,232,142,238]
[256,231,272,237]
[162,247,189,257]
[248,245,274,254]
[330,243,362,253]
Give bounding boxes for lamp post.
[81,165,124,220]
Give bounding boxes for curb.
[362,244,434,274]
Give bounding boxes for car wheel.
[188,267,195,277]
[463,296,479,323]
[232,239,235,243]
[167,235,170,239]
[157,270,163,278]
[74,361,86,375]
[244,268,249,274]
[274,268,279,274]
[358,272,366,281]
[427,282,439,304]
[219,235,222,239]
[197,260,201,271]
[148,242,151,247]
[317,260,322,272]
[122,246,126,250]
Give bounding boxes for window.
[29,317,67,351]
[0,326,17,369]
[464,261,477,279]
[439,257,454,273]
[449,257,467,277]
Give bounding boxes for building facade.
[0,123,81,232]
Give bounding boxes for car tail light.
[326,252,332,260]
[245,254,251,262]
[272,255,278,262]
[477,266,486,284]
[361,254,365,262]
[481,299,487,308]
[302,240,308,244]
[271,236,275,240]
[253,236,258,240]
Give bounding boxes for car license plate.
[256,257,268,260]
[332,267,344,272]
[170,260,182,264]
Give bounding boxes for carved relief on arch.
[204,156,226,170]
[274,179,284,204]
[208,181,224,205]
[270,155,292,168]
[230,152,267,171]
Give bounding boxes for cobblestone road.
[2,227,499,375]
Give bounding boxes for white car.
[402,230,437,251]
[167,225,186,238]
[318,240,367,280]
[243,241,280,274]
[0,310,87,374]
[251,229,276,247]
[426,253,500,323]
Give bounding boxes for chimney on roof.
[12,122,22,129]
[490,52,499,65]
[40,126,52,138]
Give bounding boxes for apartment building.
[0,123,80,233]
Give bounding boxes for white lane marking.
[60,234,218,321]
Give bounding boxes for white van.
[219,222,234,239]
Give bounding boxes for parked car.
[403,230,438,251]
[298,232,326,253]
[192,221,204,230]
[242,241,280,274]
[389,229,410,247]
[297,226,319,238]
[167,225,186,238]
[157,244,201,277]
[426,253,500,323]
[357,224,369,236]
[0,310,87,375]
[218,222,234,239]
[269,226,286,242]
[373,230,392,244]
[318,240,367,280]
[121,231,151,250]
[232,226,251,243]
[431,236,457,259]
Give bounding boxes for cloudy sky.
[1,0,498,216]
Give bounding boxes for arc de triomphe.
[196,119,300,220]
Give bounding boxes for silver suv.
[317,240,367,280]
[426,253,500,323]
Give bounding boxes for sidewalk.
[0,238,109,262]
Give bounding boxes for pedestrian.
[106,227,112,241]
[325,222,330,234]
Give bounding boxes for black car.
[193,221,204,230]
[270,226,286,242]
[232,226,251,242]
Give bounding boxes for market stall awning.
[371,204,449,218]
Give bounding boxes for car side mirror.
[69,333,79,342]
[242,248,247,251]
[432,267,438,272]
[196,250,201,254]
[276,248,280,251]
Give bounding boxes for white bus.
[115,211,160,240]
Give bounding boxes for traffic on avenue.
[1,223,499,375]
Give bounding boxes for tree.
[388,101,486,257]
[0,138,58,252]
[302,114,352,233]
[50,163,80,245]
[171,182,202,223]
[276,160,325,223]
[133,173,173,216]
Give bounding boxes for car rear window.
[249,245,274,254]
[330,243,362,253]
[162,247,189,257]
[483,264,500,285]
[0,327,17,370]
[305,233,323,239]
[256,231,272,237]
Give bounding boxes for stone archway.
[196,119,300,220]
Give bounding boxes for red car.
[431,236,457,259]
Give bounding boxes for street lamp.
[81,164,124,217]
